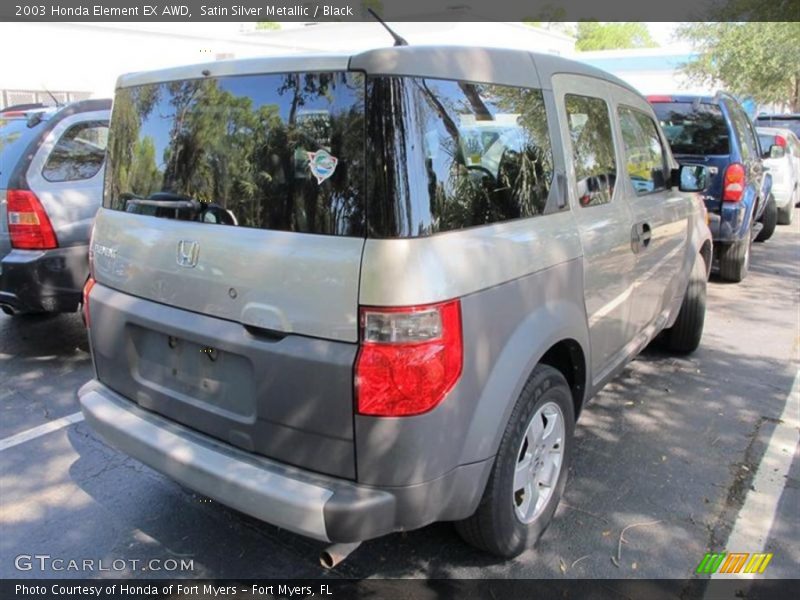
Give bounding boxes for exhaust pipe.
[319,542,361,569]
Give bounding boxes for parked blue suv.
[649,94,775,282]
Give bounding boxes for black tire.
[455,365,575,558]
[777,203,793,225]
[718,236,750,283]
[663,254,707,354]
[755,195,777,242]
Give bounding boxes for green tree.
[255,22,280,30]
[575,22,657,51]
[677,22,800,112]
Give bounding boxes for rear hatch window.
[755,116,800,138]
[104,72,365,236]
[652,102,730,156]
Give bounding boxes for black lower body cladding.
[0,245,89,314]
[87,283,358,479]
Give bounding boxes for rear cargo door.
[90,69,366,478]
[96,70,366,343]
[651,100,731,216]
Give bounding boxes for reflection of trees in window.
[42,122,108,182]
[367,77,555,237]
[565,94,616,207]
[618,107,666,195]
[106,73,365,236]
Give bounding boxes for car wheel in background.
[778,189,795,225]
[455,365,574,558]
[663,254,707,354]
[756,195,777,242]
[718,235,751,283]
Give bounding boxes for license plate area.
[128,324,256,420]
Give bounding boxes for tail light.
[722,163,746,203]
[774,135,787,148]
[355,299,462,417]
[82,277,96,328]
[6,189,58,249]
[646,95,673,103]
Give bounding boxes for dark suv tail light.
[6,190,58,249]
[355,299,463,417]
[722,163,746,203]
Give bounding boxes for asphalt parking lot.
[1,212,798,581]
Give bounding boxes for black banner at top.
[2,0,798,22]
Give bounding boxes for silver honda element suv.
[79,46,711,560]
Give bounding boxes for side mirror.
[769,144,786,159]
[672,164,709,192]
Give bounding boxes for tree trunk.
[793,73,800,113]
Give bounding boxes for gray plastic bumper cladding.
[78,380,492,543]
[0,245,89,313]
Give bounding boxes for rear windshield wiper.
[125,198,202,211]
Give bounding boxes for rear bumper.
[711,201,751,243]
[78,379,491,543]
[0,245,88,313]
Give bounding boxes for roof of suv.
[647,93,742,106]
[115,45,639,95]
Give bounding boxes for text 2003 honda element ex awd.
[79,46,712,561]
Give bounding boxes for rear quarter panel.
[356,212,588,486]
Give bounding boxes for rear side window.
[0,116,48,188]
[618,107,668,195]
[565,94,616,207]
[43,121,108,182]
[727,103,757,161]
[652,102,730,155]
[105,72,365,236]
[366,77,555,237]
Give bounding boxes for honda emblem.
[176,240,199,268]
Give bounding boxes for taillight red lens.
[774,135,787,148]
[722,163,746,203]
[6,189,58,249]
[82,277,96,328]
[646,95,673,103]
[355,299,463,417]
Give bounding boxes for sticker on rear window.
[307,149,338,184]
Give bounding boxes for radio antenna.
[367,9,408,46]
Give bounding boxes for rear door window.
[105,72,365,236]
[366,77,556,237]
[652,102,730,155]
[618,107,668,195]
[42,121,108,182]
[565,94,617,207]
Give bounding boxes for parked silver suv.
[79,47,712,559]
[1,100,111,315]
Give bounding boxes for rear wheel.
[718,235,751,283]
[663,254,707,354]
[756,195,777,242]
[455,365,574,558]
[778,197,794,225]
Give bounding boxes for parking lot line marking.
[0,411,84,452]
[710,368,800,580]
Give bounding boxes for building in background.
[573,45,705,95]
